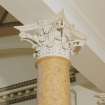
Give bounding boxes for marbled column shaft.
[36,56,71,105]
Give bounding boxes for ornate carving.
[0,79,36,105]
[15,11,86,60]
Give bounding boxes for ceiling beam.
[0,26,20,37]
[0,10,8,23]
[0,21,22,27]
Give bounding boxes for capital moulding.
[15,11,86,61]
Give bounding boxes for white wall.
[74,85,98,105]
[0,55,36,88]
[0,35,36,87]
[0,36,31,49]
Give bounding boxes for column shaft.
[36,56,71,105]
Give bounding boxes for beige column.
[36,56,71,105]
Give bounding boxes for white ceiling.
[74,0,105,38]
[0,0,105,91]
[0,0,55,24]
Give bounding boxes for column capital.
[15,11,86,60]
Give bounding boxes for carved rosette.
[15,11,86,60]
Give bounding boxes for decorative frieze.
[0,79,37,105]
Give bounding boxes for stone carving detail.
[0,79,37,105]
[95,93,105,105]
[15,11,86,60]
